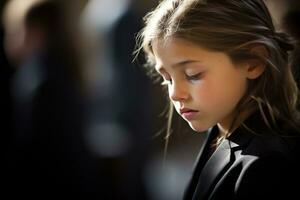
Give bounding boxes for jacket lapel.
[193,137,232,200]
[192,120,257,200]
[186,111,262,200]
[183,127,219,200]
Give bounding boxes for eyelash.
[160,72,203,85]
[186,72,203,81]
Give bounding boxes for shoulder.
[250,126,300,160]
[241,111,300,158]
[236,133,295,177]
[249,133,290,154]
[233,152,297,199]
[235,127,300,173]
[231,131,300,199]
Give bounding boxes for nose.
[169,82,189,102]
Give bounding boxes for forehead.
[152,37,199,55]
[152,38,194,65]
[152,38,223,69]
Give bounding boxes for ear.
[245,45,268,79]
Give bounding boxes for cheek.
[193,81,225,107]
[224,73,248,102]
[193,76,247,108]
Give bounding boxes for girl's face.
[152,38,249,132]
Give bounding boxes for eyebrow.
[156,60,202,73]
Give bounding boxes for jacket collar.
[183,127,219,200]
[227,110,265,150]
[191,112,262,199]
[192,127,232,200]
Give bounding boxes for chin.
[188,121,211,132]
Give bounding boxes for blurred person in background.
[108,0,157,199]
[2,0,101,198]
[79,0,167,199]
[0,0,15,196]
[0,0,13,164]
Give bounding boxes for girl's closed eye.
[185,72,205,81]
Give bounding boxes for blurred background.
[1,0,299,199]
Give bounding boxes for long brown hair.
[135,0,300,147]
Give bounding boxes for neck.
[217,108,256,138]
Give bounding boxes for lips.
[179,108,199,120]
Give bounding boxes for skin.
[152,38,253,136]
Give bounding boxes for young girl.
[136,0,300,199]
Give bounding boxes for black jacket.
[183,112,300,200]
